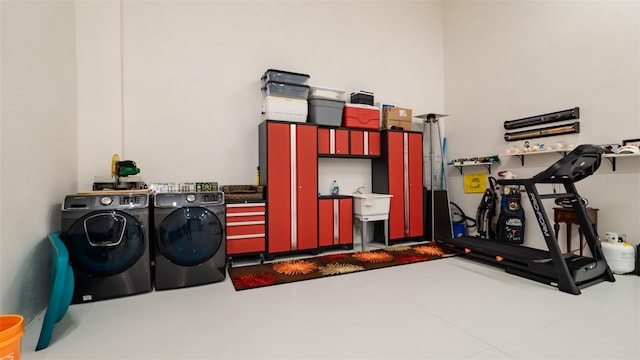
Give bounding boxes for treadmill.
[441,144,615,295]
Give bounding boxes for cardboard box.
[383,107,413,130]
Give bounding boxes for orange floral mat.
[228,242,455,291]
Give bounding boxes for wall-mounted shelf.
[448,162,499,175]
[602,152,640,171]
[501,149,568,166]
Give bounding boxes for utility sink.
[352,193,393,219]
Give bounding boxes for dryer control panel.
[154,191,225,208]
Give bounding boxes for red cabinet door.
[318,199,334,247]
[295,124,318,250]
[350,130,364,155]
[407,132,424,237]
[318,198,353,247]
[368,131,381,156]
[338,198,353,245]
[318,128,331,155]
[386,131,406,240]
[334,129,349,155]
[266,122,293,253]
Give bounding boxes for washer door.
[64,210,146,277]
[157,207,223,266]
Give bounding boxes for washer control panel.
[63,194,149,210]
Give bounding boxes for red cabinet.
[318,197,353,248]
[226,202,265,258]
[317,128,349,155]
[372,130,424,242]
[318,128,380,157]
[350,130,381,156]
[259,121,318,256]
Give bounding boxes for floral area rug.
[228,242,454,291]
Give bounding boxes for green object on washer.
[116,160,140,177]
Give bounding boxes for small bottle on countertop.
[330,179,340,195]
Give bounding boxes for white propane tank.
[601,240,636,274]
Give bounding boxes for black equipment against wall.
[476,177,498,239]
[503,107,580,130]
[440,145,616,295]
[424,188,453,242]
[496,189,525,244]
[450,202,476,236]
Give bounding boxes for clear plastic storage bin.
[262,69,310,86]
[262,81,310,99]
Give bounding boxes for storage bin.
[262,96,308,122]
[262,69,310,86]
[308,98,345,127]
[309,86,346,101]
[262,81,310,99]
[343,104,380,130]
[350,91,374,106]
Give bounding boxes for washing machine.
[152,191,226,290]
[61,193,152,304]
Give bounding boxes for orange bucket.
[0,315,24,360]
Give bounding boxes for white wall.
[76,0,445,194]
[0,1,77,320]
[443,0,640,250]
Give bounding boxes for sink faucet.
[353,186,365,195]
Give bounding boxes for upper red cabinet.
[350,130,381,156]
[318,127,381,158]
[318,128,349,155]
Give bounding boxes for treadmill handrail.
[498,144,603,186]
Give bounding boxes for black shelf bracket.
[453,163,494,175]
[605,157,617,171]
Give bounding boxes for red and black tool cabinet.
[372,129,424,241]
[259,121,318,257]
[225,202,266,259]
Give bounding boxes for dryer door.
[64,210,146,276]
[157,207,223,266]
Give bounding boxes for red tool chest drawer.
[226,202,266,256]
